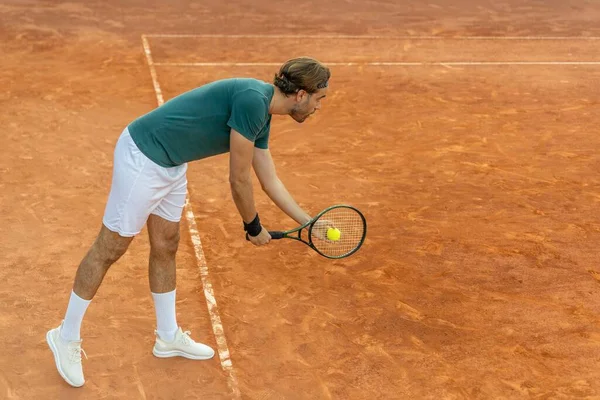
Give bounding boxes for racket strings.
[310,207,365,257]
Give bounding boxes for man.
[46,57,330,387]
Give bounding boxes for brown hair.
[274,57,331,95]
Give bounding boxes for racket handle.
[245,231,285,241]
[269,231,285,239]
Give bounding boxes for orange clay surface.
[2,1,600,399]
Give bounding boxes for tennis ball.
[327,227,341,241]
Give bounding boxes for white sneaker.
[152,327,215,360]
[46,322,87,387]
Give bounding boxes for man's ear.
[296,89,309,102]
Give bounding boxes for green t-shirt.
[128,78,274,167]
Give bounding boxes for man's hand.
[247,226,271,246]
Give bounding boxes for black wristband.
[243,213,261,237]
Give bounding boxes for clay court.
[2,1,600,399]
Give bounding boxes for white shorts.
[102,128,188,237]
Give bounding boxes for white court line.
[153,61,600,67]
[145,33,600,40]
[140,34,242,400]
[141,35,164,104]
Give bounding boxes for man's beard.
[291,105,312,123]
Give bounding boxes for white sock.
[60,291,91,342]
[152,290,178,342]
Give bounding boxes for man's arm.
[229,129,270,244]
[252,147,312,226]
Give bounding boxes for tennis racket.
[247,204,367,259]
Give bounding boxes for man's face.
[290,87,328,123]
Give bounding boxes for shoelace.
[68,343,88,364]
[179,331,193,346]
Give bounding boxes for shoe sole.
[152,348,215,360]
[46,330,84,388]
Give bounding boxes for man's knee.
[94,225,133,266]
[150,231,180,257]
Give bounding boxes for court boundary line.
[141,34,241,400]
[153,61,600,67]
[145,33,600,40]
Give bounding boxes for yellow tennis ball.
[327,227,341,241]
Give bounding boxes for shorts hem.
[102,220,140,237]
[150,211,182,223]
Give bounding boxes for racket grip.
[269,231,285,239]
[245,231,285,240]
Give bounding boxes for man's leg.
[63,225,134,339]
[147,213,214,360]
[148,214,180,342]
[47,224,133,387]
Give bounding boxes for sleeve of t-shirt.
[254,122,270,149]
[227,90,267,143]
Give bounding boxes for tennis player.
[46,57,330,387]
